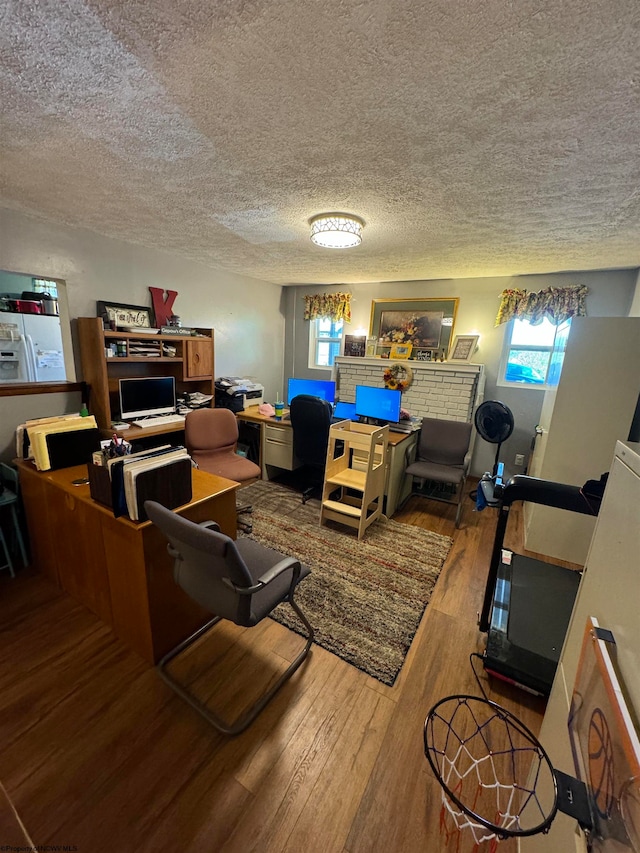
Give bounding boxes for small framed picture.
[343,334,366,357]
[415,349,432,361]
[389,342,413,360]
[97,301,154,330]
[448,334,479,362]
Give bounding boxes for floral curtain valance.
[495,284,589,326]
[303,291,352,323]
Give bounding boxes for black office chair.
[289,394,333,503]
[145,500,314,735]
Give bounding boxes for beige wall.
[0,207,285,461]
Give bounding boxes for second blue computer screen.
[354,385,401,423]
[287,378,336,405]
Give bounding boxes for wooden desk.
[110,421,185,442]
[17,460,239,664]
[237,406,417,516]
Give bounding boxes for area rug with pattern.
[239,481,452,686]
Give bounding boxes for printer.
[215,377,264,412]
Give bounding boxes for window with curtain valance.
[303,292,352,323]
[495,284,589,326]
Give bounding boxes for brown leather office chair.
[145,500,314,735]
[185,408,261,530]
[404,417,473,527]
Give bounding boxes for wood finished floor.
[0,487,564,852]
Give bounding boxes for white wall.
[285,270,638,476]
[0,207,285,461]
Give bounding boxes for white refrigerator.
[0,311,66,382]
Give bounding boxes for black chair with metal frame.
[403,417,473,527]
[145,500,314,736]
[289,394,333,503]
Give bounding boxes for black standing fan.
[474,401,515,476]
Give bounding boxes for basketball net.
[437,753,513,852]
[424,696,558,853]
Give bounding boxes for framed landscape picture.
[370,298,459,355]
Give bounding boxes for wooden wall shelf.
[77,317,215,432]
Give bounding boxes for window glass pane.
[310,319,343,368]
[511,318,556,346]
[32,278,58,298]
[547,320,571,386]
[502,318,572,386]
[316,340,342,367]
[328,341,341,363]
[505,350,549,383]
[316,341,330,366]
[317,319,343,338]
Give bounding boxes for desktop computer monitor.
[333,401,358,421]
[354,385,401,424]
[287,378,336,406]
[119,376,176,420]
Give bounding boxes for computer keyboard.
[387,421,415,433]
[132,414,186,428]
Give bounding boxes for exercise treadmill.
[479,475,601,696]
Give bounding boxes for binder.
[109,446,187,518]
[131,457,193,522]
[89,448,192,521]
[45,427,101,470]
[26,416,98,470]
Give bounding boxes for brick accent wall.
[334,357,483,422]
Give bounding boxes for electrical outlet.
[515,453,525,466]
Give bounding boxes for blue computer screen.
[333,401,358,421]
[354,385,401,423]
[287,378,336,406]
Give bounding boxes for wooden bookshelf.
[77,317,214,432]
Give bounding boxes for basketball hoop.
[424,695,559,849]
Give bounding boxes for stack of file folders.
[89,445,193,522]
[22,414,100,471]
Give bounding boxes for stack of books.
[89,445,192,522]
[21,414,100,471]
[129,340,162,357]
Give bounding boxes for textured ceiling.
[1,0,639,285]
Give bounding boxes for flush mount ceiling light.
[309,213,364,248]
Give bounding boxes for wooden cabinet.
[77,317,214,431]
[185,337,214,379]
